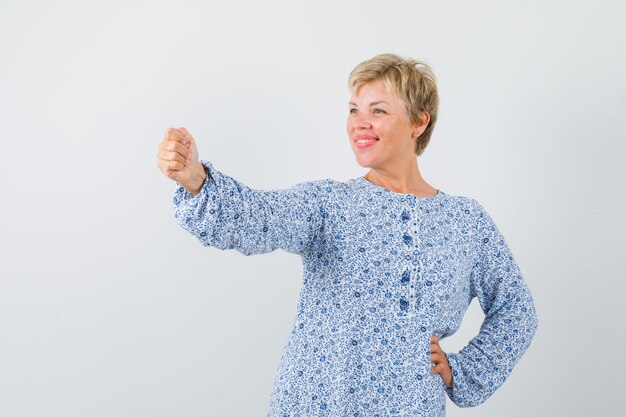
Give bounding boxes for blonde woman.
[157,53,538,416]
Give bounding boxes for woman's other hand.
[430,334,453,388]
[157,127,206,195]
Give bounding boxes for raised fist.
[157,127,206,195]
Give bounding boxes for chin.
[353,155,376,168]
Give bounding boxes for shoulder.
[289,178,341,195]
[451,195,504,239]
[296,178,353,197]
[438,191,484,214]
[436,192,493,235]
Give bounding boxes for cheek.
[346,120,358,137]
[370,121,384,136]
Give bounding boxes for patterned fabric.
[172,159,538,417]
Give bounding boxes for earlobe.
[415,111,431,132]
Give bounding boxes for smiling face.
[347,78,418,169]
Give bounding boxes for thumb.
[179,127,191,140]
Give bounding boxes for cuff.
[444,352,464,404]
[174,160,215,203]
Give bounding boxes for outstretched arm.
[445,200,539,407]
[173,159,330,257]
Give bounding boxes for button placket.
[399,194,422,316]
[399,196,412,315]
[407,195,422,313]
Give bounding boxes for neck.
[365,160,437,197]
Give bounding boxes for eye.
[373,108,386,114]
[349,108,358,114]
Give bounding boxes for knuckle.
[168,129,180,141]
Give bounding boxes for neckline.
[357,175,445,200]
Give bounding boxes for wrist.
[444,352,453,388]
[186,162,207,196]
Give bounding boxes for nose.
[350,112,372,130]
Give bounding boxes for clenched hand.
[430,334,453,389]
[157,127,206,196]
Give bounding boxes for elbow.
[458,398,487,408]
[525,298,539,341]
[527,308,539,345]
[513,302,538,357]
[448,387,490,408]
[450,393,486,408]
[517,281,539,343]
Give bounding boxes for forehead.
[350,78,402,103]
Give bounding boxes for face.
[347,78,418,169]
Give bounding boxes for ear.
[413,111,431,138]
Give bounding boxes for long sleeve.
[172,159,329,257]
[444,199,538,407]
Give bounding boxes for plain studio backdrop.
[1,0,624,416]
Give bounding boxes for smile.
[355,137,379,148]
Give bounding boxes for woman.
[156,53,538,416]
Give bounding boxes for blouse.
[172,159,538,417]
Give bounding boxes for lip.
[354,135,379,148]
[355,135,379,141]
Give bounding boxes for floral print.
[172,160,538,416]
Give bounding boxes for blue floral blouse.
[172,159,538,417]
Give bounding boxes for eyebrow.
[348,100,390,106]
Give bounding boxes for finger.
[161,150,187,167]
[158,159,174,176]
[159,158,185,172]
[431,362,447,374]
[162,140,190,159]
[176,127,191,146]
[167,160,186,171]
[157,147,189,168]
[158,158,173,173]
[157,152,184,171]
[430,342,442,353]
[179,127,191,139]
[430,363,438,374]
[431,335,439,343]
[164,127,187,144]
[430,351,444,363]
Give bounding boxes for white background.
[1,0,624,415]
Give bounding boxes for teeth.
[357,139,376,143]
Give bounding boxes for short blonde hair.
[348,53,439,157]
